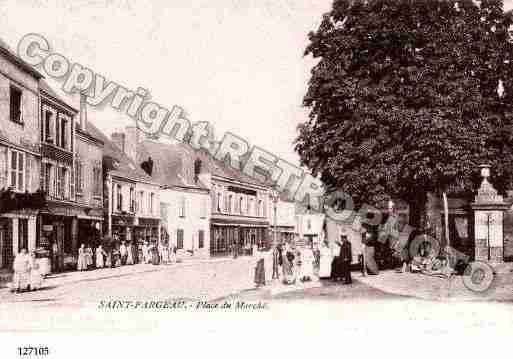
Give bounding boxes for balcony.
[41,143,73,165]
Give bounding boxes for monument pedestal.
[471,165,509,264]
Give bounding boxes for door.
[0,218,13,270]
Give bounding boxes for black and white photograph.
[1,1,513,358]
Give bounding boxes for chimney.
[79,92,87,131]
[111,132,126,152]
[124,126,139,163]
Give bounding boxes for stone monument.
[471,164,509,263]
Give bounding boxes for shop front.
[210,218,269,256]
[133,217,160,245]
[110,214,136,243]
[269,226,296,246]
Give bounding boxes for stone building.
[136,140,211,257]
[100,127,161,244]
[0,39,43,271]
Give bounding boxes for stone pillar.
[28,216,37,252]
[471,165,509,264]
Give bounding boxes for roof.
[0,36,43,79]
[137,140,208,190]
[39,79,78,113]
[86,123,158,185]
[137,139,271,191]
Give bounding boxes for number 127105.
[17,347,49,356]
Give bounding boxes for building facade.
[0,40,43,271]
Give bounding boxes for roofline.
[162,184,210,193]
[212,174,269,190]
[109,172,160,187]
[76,127,104,146]
[41,89,78,114]
[0,47,44,79]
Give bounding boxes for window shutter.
[25,155,31,192]
[70,164,75,200]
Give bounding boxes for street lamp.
[269,187,280,248]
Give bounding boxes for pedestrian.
[254,251,266,287]
[331,240,343,281]
[340,235,353,284]
[85,244,93,270]
[299,245,315,282]
[112,245,121,267]
[318,241,332,279]
[142,241,150,264]
[151,241,160,265]
[95,244,106,268]
[12,248,30,293]
[77,244,87,271]
[51,240,59,273]
[272,244,281,280]
[282,243,296,285]
[126,241,134,265]
[119,241,128,265]
[29,251,43,291]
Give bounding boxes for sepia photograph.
[1,1,513,358]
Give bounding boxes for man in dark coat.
[340,235,352,284]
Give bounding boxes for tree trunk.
[442,191,450,250]
[408,191,428,232]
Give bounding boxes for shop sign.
[43,225,53,231]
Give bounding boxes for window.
[75,160,83,195]
[177,229,184,249]
[239,196,244,214]
[116,184,122,211]
[129,188,135,212]
[18,219,28,251]
[227,195,233,213]
[9,150,25,192]
[258,200,262,217]
[93,166,102,197]
[246,196,250,214]
[150,193,155,215]
[200,198,207,219]
[55,115,60,147]
[263,196,267,218]
[179,196,186,218]
[198,230,205,249]
[217,192,222,212]
[57,167,67,199]
[10,86,22,124]
[43,163,52,195]
[44,111,53,143]
[137,191,144,213]
[60,118,67,149]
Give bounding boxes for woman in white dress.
[299,246,315,282]
[29,252,43,290]
[12,249,30,292]
[77,244,87,271]
[318,241,333,279]
[95,245,106,268]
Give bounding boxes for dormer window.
[10,86,22,124]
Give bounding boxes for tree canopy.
[296,0,513,226]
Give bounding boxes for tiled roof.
[86,123,157,185]
[137,139,271,190]
[0,36,43,79]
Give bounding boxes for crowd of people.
[255,235,354,287]
[76,238,180,271]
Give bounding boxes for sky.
[0,0,334,165]
[1,0,513,166]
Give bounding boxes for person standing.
[299,245,315,282]
[29,251,43,291]
[340,235,353,284]
[12,248,30,293]
[331,240,343,281]
[95,245,106,268]
[51,240,59,273]
[282,243,295,285]
[126,241,134,265]
[254,251,266,287]
[142,241,150,264]
[85,245,93,270]
[119,241,128,266]
[271,245,282,280]
[318,241,332,279]
[77,244,87,271]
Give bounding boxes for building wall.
[75,133,103,208]
[160,187,210,257]
[135,182,160,219]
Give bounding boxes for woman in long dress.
[254,250,266,287]
[85,245,93,270]
[282,243,295,285]
[29,252,43,291]
[142,242,150,264]
[126,242,134,265]
[77,244,87,271]
[12,249,30,292]
[95,245,106,268]
[318,241,333,279]
[299,246,315,282]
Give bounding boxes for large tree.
[296,0,513,230]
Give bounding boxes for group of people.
[77,239,179,271]
[261,235,353,287]
[11,248,44,293]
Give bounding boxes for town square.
[2,1,513,354]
